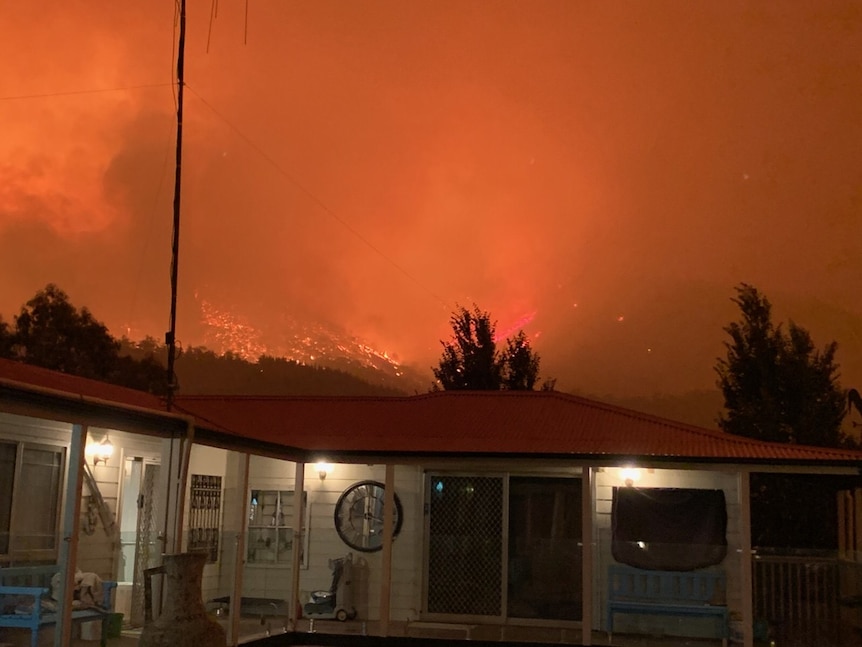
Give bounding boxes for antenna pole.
[166,0,186,410]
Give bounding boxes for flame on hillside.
[197,297,407,380]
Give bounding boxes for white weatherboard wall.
[594,467,741,637]
[297,461,424,623]
[216,455,424,624]
[0,411,71,445]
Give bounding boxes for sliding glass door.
[425,473,582,621]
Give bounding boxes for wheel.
[336,608,348,622]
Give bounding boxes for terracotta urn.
[139,551,226,647]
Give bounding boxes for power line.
[0,83,173,102]
[184,83,449,310]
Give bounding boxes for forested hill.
[0,284,420,398]
[169,347,409,397]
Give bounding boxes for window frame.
[0,439,66,563]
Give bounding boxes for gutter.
[0,377,182,423]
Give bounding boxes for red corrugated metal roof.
[2,358,861,465]
[0,357,165,411]
[172,391,862,464]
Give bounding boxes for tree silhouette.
[502,331,540,390]
[0,317,12,358]
[433,305,543,390]
[849,388,862,421]
[715,283,854,549]
[715,283,847,447]
[433,306,503,390]
[6,284,168,394]
[12,284,120,379]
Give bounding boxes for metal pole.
[166,0,186,410]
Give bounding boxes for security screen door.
[129,460,161,627]
[425,473,582,620]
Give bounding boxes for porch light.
[620,467,641,487]
[314,461,333,481]
[92,435,114,467]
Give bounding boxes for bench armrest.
[101,581,118,611]
[0,585,50,623]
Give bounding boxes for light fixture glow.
[620,467,641,487]
[92,435,114,467]
[314,461,333,481]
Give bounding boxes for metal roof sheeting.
[2,358,861,466]
[173,391,862,465]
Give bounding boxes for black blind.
[612,487,727,571]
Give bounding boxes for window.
[611,487,727,571]
[0,440,65,561]
[247,489,309,568]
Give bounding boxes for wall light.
[620,466,641,487]
[314,462,333,481]
[92,435,114,467]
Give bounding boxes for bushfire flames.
[198,296,404,378]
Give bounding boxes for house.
[2,356,861,647]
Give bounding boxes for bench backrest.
[0,565,59,589]
[608,564,726,605]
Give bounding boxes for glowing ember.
[494,311,537,342]
[196,295,408,385]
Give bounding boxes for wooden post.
[173,422,195,553]
[379,464,396,636]
[160,437,183,558]
[288,461,305,630]
[581,466,593,646]
[229,453,250,645]
[855,488,862,561]
[54,424,88,647]
[835,490,847,559]
[739,471,754,647]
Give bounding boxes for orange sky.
[1,1,861,398]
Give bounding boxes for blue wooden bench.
[607,564,729,646]
[0,565,117,647]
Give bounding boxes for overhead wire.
[0,83,172,102]
[0,3,453,345]
[128,116,177,336]
[206,0,217,54]
[171,0,180,112]
[244,0,249,45]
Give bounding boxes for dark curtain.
[612,487,727,571]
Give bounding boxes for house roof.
[0,357,184,434]
[172,391,862,466]
[0,358,164,411]
[2,358,861,466]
